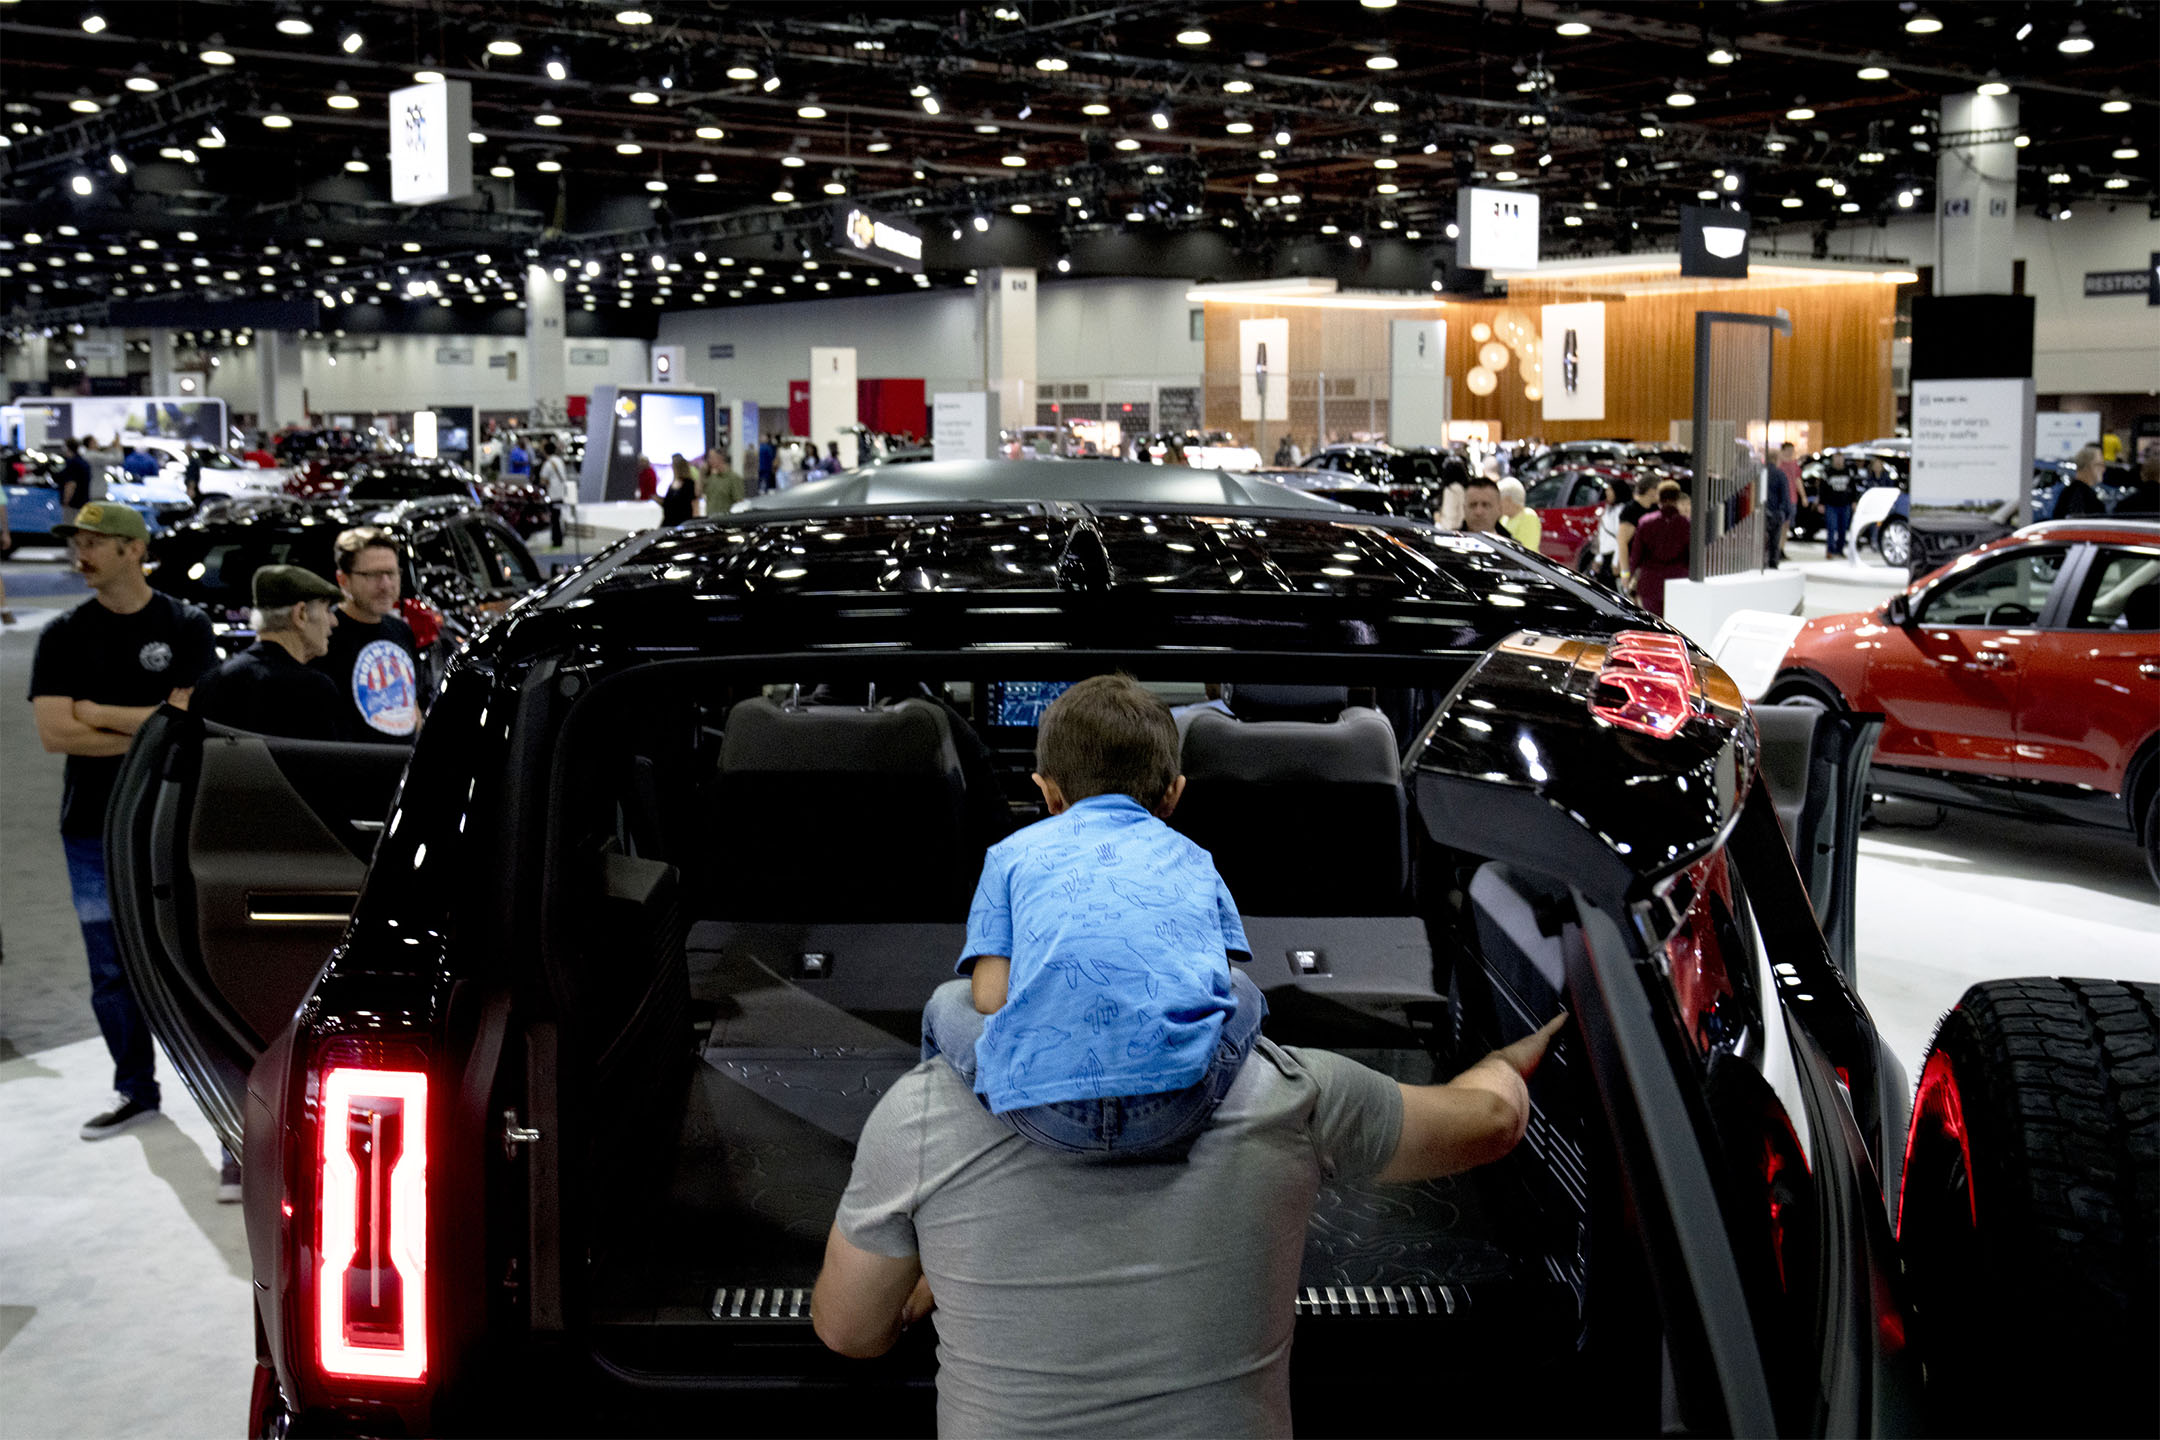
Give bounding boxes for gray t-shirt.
[835,1038,1404,1438]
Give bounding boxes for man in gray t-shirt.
[814,1020,1564,1437]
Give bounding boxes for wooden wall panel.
[1200,279,1896,449]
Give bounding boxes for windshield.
[150,528,340,612]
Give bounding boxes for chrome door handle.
[2141,661,2159,680]
[1972,650,2013,670]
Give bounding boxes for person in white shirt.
[537,439,572,548]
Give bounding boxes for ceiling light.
[1495,170,1518,181]
[469,131,485,143]
[1708,46,1738,65]
[1977,81,2010,97]
[921,91,942,116]
[781,154,805,168]
[1781,196,1802,208]
[534,107,561,127]
[261,108,293,129]
[107,150,127,173]
[1224,79,1254,94]
[1857,64,1889,81]
[1255,171,1279,184]
[1320,223,1339,235]
[1564,214,1584,226]
[1666,89,1696,107]
[1082,102,1111,116]
[124,69,159,93]
[70,173,93,196]
[972,214,991,232]
[493,164,515,179]
[1177,27,1212,45]
[1904,10,1942,35]
[1010,202,1032,214]
[690,125,724,141]
[487,38,522,57]
[1365,54,1398,71]
[727,64,759,82]
[1151,105,1171,129]
[2014,134,2031,148]
[2101,95,2131,114]
[1002,152,1027,166]
[1376,182,1399,194]
[631,89,660,104]
[2057,22,2092,54]
[797,103,827,119]
[1226,121,1254,135]
[412,70,443,85]
[771,189,794,203]
[344,154,370,172]
[2104,177,2129,190]
[341,27,365,54]
[2114,144,2140,160]
[177,230,196,242]
[545,55,569,81]
[824,179,848,194]
[1896,189,1915,208]
[1697,189,1717,201]
[1036,55,1069,71]
[275,12,312,36]
[326,85,359,110]
[1859,150,1885,163]
[615,8,653,22]
[1114,137,1141,150]
[1373,156,1398,169]
[1373,100,1400,115]
[201,46,235,65]
[1786,105,1815,121]
[69,97,101,114]
[1555,19,1591,37]
[761,72,782,94]
[80,10,106,32]
[1840,202,1860,213]
[617,140,643,155]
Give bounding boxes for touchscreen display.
[986,680,1074,727]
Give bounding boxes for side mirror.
[1885,593,1912,626]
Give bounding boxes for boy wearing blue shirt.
[921,673,1265,1156]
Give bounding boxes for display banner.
[1238,318,1289,423]
[2035,411,2101,460]
[1911,378,2035,508]
[933,391,990,461]
[1539,302,1606,421]
[833,206,925,274]
[1456,188,1540,271]
[389,80,473,205]
[1679,206,1751,279]
[1388,319,1448,447]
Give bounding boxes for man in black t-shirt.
[1613,474,1659,598]
[312,526,427,743]
[1819,455,1859,557]
[191,566,345,739]
[28,503,215,1141]
[57,437,93,519]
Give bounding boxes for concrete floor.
[1,536,2154,1438]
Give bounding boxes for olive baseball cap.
[53,502,150,542]
[251,564,344,609]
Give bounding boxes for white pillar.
[525,265,568,427]
[148,328,176,395]
[983,267,1037,437]
[1935,92,2019,296]
[18,333,51,390]
[809,346,859,468]
[257,331,306,428]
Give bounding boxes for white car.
[130,435,287,499]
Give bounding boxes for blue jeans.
[923,967,1267,1158]
[1824,503,1852,556]
[63,834,159,1108]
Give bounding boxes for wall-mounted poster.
[1539,302,1606,421]
[1238,317,1290,423]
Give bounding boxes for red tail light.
[400,597,444,650]
[316,1065,429,1383]
[1589,630,1697,739]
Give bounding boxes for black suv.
[109,464,2155,1438]
[148,493,543,681]
[1298,444,1449,515]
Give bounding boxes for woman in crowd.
[1591,477,1628,587]
[1430,454,1469,530]
[1629,480,1692,616]
[1496,477,1543,551]
[659,453,699,527]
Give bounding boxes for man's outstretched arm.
[1375,1013,1567,1184]
[811,1223,933,1358]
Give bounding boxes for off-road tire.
[1899,977,2160,1437]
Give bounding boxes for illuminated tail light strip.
[1589,631,1698,739]
[317,1067,429,1382]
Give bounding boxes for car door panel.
[108,709,408,1153]
[2015,545,2160,793]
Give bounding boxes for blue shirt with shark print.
[960,793,1250,1114]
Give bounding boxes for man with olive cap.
[28,503,216,1142]
[189,565,346,741]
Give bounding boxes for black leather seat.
[1173,684,1409,915]
[715,692,976,921]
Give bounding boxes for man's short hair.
[2074,444,2103,470]
[1462,474,1500,495]
[334,525,399,574]
[1657,479,1685,505]
[1035,673,1179,807]
[1633,473,1661,497]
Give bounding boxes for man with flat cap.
[29,502,216,1143]
[189,565,346,741]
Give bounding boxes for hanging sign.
[388,80,473,205]
[833,206,925,273]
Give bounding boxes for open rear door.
[106,708,410,1153]
[1752,704,1884,982]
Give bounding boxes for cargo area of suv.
[539,665,1665,1435]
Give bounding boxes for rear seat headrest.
[1225,683,1351,722]
[721,695,961,775]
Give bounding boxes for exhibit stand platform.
[1664,570,1807,651]
[568,500,665,547]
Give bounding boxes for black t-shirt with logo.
[28,591,215,836]
[1818,465,1858,503]
[310,611,425,744]
[191,641,344,741]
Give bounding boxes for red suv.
[1769,518,2160,884]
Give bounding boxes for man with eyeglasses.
[312,526,427,743]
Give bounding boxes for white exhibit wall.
[657,276,1206,416]
[200,334,651,418]
[1768,207,2160,395]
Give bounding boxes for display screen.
[984,680,1075,728]
[640,391,709,469]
